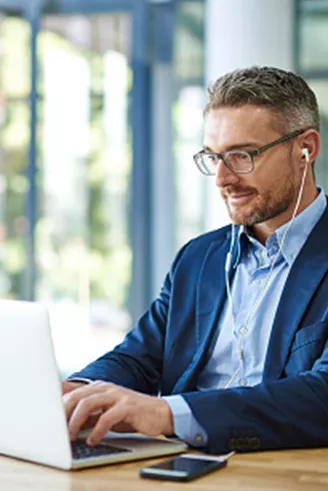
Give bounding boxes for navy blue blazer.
[73,203,328,454]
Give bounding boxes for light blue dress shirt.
[164,189,326,447]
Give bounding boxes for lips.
[229,192,253,200]
[223,189,255,203]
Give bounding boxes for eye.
[206,154,219,163]
[224,151,252,172]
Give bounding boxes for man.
[63,66,328,454]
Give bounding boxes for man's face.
[203,105,301,227]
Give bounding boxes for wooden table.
[1,448,328,491]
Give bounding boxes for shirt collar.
[234,187,326,268]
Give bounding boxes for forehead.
[204,105,282,149]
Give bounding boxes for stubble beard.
[222,178,296,227]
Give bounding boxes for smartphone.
[139,454,227,481]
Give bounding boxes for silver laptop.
[0,299,187,470]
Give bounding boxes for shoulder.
[187,225,231,250]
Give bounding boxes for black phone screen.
[140,455,227,481]
[151,456,216,472]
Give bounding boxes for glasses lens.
[194,150,253,175]
[224,151,253,173]
[195,153,217,175]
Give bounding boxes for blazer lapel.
[264,207,328,380]
[172,232,231,393]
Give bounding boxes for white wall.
[204,0,295,230]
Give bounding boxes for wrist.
[159,399,174,435]
[62,380,87,395]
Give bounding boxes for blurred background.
[0,0,327,376]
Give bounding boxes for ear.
[298,129,320,165]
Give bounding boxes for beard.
[221,177,296,227]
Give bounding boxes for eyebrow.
[203,142,259,152]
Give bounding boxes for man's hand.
[63,381,174,445]
[62,380,88,395]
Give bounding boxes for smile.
[227,192,254,203]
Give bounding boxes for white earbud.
[302,148,309,162]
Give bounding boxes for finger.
[80,413,102,431]
[64,381,111,420]
[68,392,116,441]
[111,422,136,433]
[87,403,129,445]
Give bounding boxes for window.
[297,0,328,192]
[0,15,31,299]
[174,0,205,248]
[37,13,133,374]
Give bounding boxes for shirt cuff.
[162,395,208,447]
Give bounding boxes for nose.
[215,159,240,188]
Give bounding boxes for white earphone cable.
[224,156,309,389]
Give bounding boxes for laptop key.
[72,438,131,460]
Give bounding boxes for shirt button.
[239,378,248,386]
[240,326,247,335]
[195,434,204,445]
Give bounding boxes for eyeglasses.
[193,129,306,176]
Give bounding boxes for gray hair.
[204,66,320,133]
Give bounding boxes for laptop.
[0,299,187,470]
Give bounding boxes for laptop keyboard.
[71,438,131,460]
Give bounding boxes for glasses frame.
[193,128,306,176]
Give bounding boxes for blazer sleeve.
[69,240,193,394]
[182,360,328,453]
